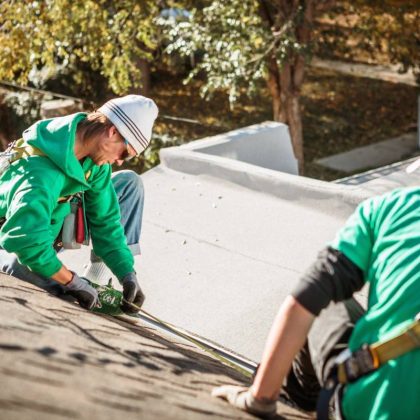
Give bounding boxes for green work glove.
[64,272,99,310]
[121,272,145,314]
[212,385,277,418]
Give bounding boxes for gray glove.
[64,272,98,310]
[212,385,277,418]
[121,272,145,313]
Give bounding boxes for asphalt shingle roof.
[0,273,308,419]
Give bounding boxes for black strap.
[53,228,64,252]
[317,371,339,420]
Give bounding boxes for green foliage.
[115,132,183,174]
[146,132,183,168]
[157,0,309,105]
[160,0,419,109]
[3,91,43,138]
[0,0,159,95]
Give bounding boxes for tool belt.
[53,193,90,251]
[317,314,420,420]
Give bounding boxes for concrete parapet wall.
[161,148,371,214]
[160,122,371,216]
[162,122,298,174]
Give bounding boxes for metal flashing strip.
[116,300,257,378]
[137,308,258,375]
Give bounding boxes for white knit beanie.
[98,95,158,155]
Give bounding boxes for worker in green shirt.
[0,95,158,312]
[213,180,420,419]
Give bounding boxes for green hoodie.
[0,113,134,280]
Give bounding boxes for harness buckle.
[337,345,376,384]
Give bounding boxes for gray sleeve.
[292,246,365,316]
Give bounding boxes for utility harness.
[317,313,420,419]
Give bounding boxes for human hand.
[121,272,145,313]
[212,385,277,418]
[64,272,98,310]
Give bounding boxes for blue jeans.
[0,170,144,294]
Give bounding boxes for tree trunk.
[267,57,283,121]
[286,94,304,173]
[136,58,152,97]
[260,0,316,174]
[0,98,12,151]
[268,61,305,174]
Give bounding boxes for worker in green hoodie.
[0,95,158,311]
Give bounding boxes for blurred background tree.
[0,0,158,99]
[158,0,321,172]
[0,0,418,174]
[159,0,419,173]
[316,1,419,79]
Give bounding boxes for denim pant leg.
[111,170,144,256]
[280,298,365,412]
[0,249,65,295]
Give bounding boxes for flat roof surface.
[63,166,366,361]
[62,138,420,362]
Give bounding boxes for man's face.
[92,126,137,166]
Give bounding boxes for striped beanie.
[98,95,158,155]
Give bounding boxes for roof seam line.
[145,221,302,275]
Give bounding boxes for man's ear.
[108,125,117,139]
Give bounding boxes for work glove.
[121,272,145,314]
[212,385,277,418]
[64,272,98,310]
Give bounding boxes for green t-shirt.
[331,187,420,420]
